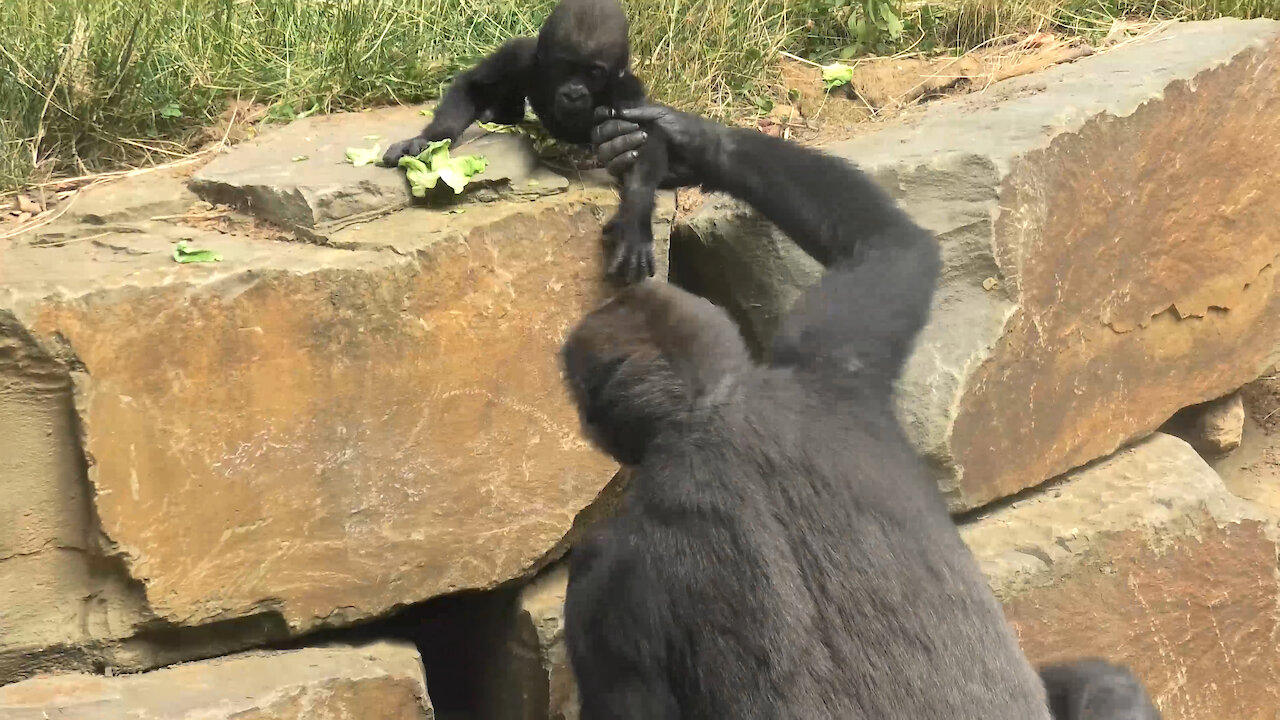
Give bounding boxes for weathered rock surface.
[966,433,1280,719]
[0,159,672,680]
[191,105,571,238]
[673,18,1280,509]
[494,564,578,720]
[1162,392,1246,456]
[0,641,433,719]
[1214,367,1280,513]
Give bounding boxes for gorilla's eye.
[588,65,607,82]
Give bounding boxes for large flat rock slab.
[190,105,570,237]
[0,641,433,719]
[0,168,672,677]
[673,18,1280,510]
[965,433,1280,719]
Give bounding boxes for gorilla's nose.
[560,86,589,104]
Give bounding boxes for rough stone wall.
[2,16,1279,720]
[674,18,1280,510]
[0,111,674,684]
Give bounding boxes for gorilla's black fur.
[559,105,1161,719]
[1041,659,1163,719]
[383,0,671,283]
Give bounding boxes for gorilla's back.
[626,378,1051,719]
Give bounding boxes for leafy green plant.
[787,0,907,58]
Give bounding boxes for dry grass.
[1,0,1278,192]
[0,0,793,191]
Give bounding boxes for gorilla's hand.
[382,136,433,168]
[591,105,719,187]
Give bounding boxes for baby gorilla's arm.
[382,38,536,167]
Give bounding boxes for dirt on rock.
[772,32,1098,146]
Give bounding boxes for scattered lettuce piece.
[173,241,222,264]
[345,143,381,167]
[478,121,520,134]
[821,62,854,90]
[395,139,489,197]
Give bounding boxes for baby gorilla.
[559,105,1162,719]
[383,0,670,283]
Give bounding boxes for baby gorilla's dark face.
[542,51,618,135]
[533,0,631,142]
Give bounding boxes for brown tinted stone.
[963,433,1280,719]
[493,564,579,720]
[189,105,570,238]
[0,166,671,659]
[673,19,1280,510]
[0,642,433,720]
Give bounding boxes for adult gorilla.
[558,104,1161,720]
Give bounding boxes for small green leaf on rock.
[345,143,382,167]
[420,109,435,119]
[173,240,222,264]
[291,154,309,162]
[982,276,1001,291]
[821,62,855,90]
[478,121,520,134]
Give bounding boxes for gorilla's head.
[536,0,631,139]
[561,282,752,465]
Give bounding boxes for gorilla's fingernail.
[640,132,648,141]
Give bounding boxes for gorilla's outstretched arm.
[593,105,941,389]
[590,106,1163,720]
[382,38,536,167]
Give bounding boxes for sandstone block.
[0,641,433,720]
[0,168,671,677]
[190,105,570,238]
[494,564,578,720]
[673,19,1280,509]
[1163,392,1247,457]
[1213,366,1280,514]
[964,433,1280,719]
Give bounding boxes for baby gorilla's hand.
[382,136,433,167]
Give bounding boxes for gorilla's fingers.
[604,150,641,179]
[607,244,627,278]
[615,105,670,124]
[593,105,619,123]
[597,134,645,172]
[381,138,418,167]
[591,118,641,148]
